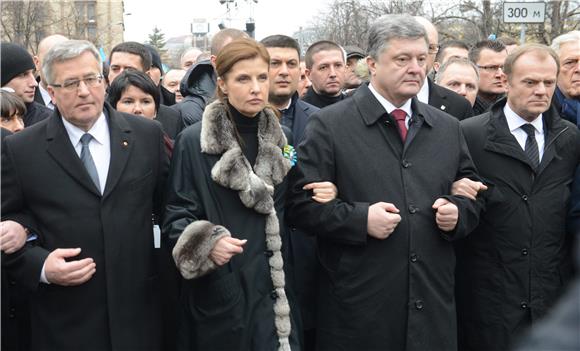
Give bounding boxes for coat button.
[520,301,528,309]
[408,205,417,214]
[415,300,424,310]
[9,280,16,286]
[270,290,278,300]
[402,160,411,168]
[521,248,528,256]
[410,253,418,262]
[522,194,528,201]
[264,250,273,257]
[290,227,297,232]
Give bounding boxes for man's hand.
[0,220,28,254]
[44,248,96,286]
[303,181,338,203]
[210,237,247,266]
[432,198,459,232]
[451,178,488,200]
[367,202,401,239]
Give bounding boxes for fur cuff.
[172,220,231,279]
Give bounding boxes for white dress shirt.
[504,103,545,161]
[39,84,54,110]
[62,113,111,193]
[416,79,430,105]
[369,82,413,128]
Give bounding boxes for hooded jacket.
[172,60,216,128]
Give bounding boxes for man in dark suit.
[261,34,322,351]
[286,14,482,351]
[108,41,182,139]
[1,40,168,350]
[414,17,473,120]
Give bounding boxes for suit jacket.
[281,93,319,147]
[1,102,169,351]
[286,83,482,351]
[428,78,473,120]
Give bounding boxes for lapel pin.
[122,140,129,148]
[441,105,446,110]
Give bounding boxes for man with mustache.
[453,44,580,351]
[302,40,347,108]
[470,40,509,115]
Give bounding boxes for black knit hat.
[1,42,35,87]
[145,45,163,75]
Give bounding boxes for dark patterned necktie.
[391,109,407,142]
[80,133,100,191]
[521,124,539,169]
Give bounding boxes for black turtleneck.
[302,86,346,109]
[230,104,259,166]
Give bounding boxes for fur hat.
[1,43,35,87]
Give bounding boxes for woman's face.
[1,110,24,133]
[115,85,156,119]
[218,57,269,117]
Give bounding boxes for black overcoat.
[455,98,580,351]
[1,103,168,350]
[286,83,482,351]
[162,114,302,351]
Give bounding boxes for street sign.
[503,2,546,23]
[191,18,209,35]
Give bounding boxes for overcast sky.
[124,0,331,43]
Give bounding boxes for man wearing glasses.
[469,39,509,115]
[1,40,168,350]
[414,17,473,120]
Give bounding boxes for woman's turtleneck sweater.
[230,104,259,166]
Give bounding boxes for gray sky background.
[124,0,330,43]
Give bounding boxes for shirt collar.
[504,102,543,134]
[416,78,430,104]
[62,112,109,146]
[368,82,413,117]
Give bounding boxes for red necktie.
[391,109,407,142]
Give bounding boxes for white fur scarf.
[201,100,293,351]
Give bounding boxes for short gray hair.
[42,40,101,85]
[367,14,428,60]
[436,57,480,84]
[551,30,580,54]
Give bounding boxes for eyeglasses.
[50,74,104,91]
[477,64,504,72]
[428,44,440,54]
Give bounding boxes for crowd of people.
[1,13,579,351]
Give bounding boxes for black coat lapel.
[45,112,101,196]
[102,105,133,200]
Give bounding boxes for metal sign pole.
[520,23,526,44]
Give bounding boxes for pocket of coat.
[192,271,243,318]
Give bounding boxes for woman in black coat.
[163,38,333,351]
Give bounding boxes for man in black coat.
[1,42,52,126]
[452,44,580,351]
[174,28,247,127]
[302,40,348,109]
[261,34,321,351]
[1,40,168,350]
[415,17,473,120]
[286,14,482,351]
[108,41,182,139]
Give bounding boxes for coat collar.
[485,97,570,174]
[354,83,435,128]
[46,102,133,198]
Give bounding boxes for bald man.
[33,34,69,109]
[414,16,473,120]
